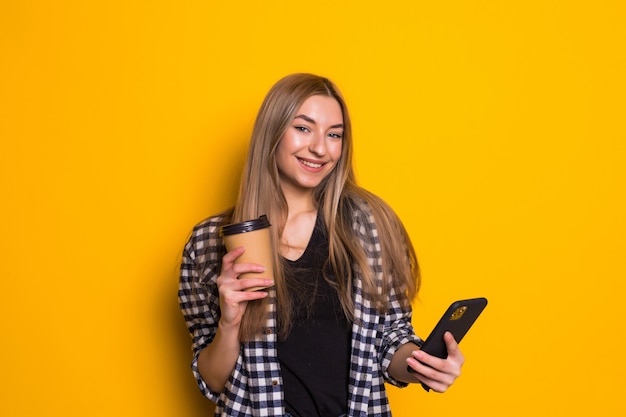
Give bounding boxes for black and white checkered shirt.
[179,202,422,416]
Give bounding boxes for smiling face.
[275,95,344,199]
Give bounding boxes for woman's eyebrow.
[294,114,344,129]
[294,114,316,124]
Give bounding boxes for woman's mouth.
[298,158,325,169]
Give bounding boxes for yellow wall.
[1,1,624,416]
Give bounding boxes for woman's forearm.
[197,321,242,394]
[388,342,422,383]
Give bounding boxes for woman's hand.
[216,246,271,329]
[406,332,465,392]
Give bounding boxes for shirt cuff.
[191,350,221,403]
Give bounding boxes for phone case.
[408,297,488,391]
[420,297,488,359]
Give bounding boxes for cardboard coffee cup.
[220,215,274,291]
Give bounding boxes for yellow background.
[1,1,625,416]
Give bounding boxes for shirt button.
[272,379,278,386]
[265,328,272,334]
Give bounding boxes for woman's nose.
[308,133,326,156]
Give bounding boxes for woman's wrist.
[217,319,242,342]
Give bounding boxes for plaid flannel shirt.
[179,202,422,416]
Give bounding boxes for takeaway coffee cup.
[220,215,274,291]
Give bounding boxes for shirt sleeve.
[379,291,423,387]
[352,197,423,388]
[178,220,224,402]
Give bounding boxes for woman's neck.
[281,186,316,217]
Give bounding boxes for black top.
[277,215,351,417]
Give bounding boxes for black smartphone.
[420,297,488,358]
[408,297,488,389]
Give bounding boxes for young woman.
[179,73,464,416]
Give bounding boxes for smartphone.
[408,297,488,389]
[420,297,488,358]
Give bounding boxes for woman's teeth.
[299,159,323,168]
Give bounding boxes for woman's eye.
[295,126,309,133]
[329,132,343,139]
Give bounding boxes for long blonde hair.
[230,73,419,341]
